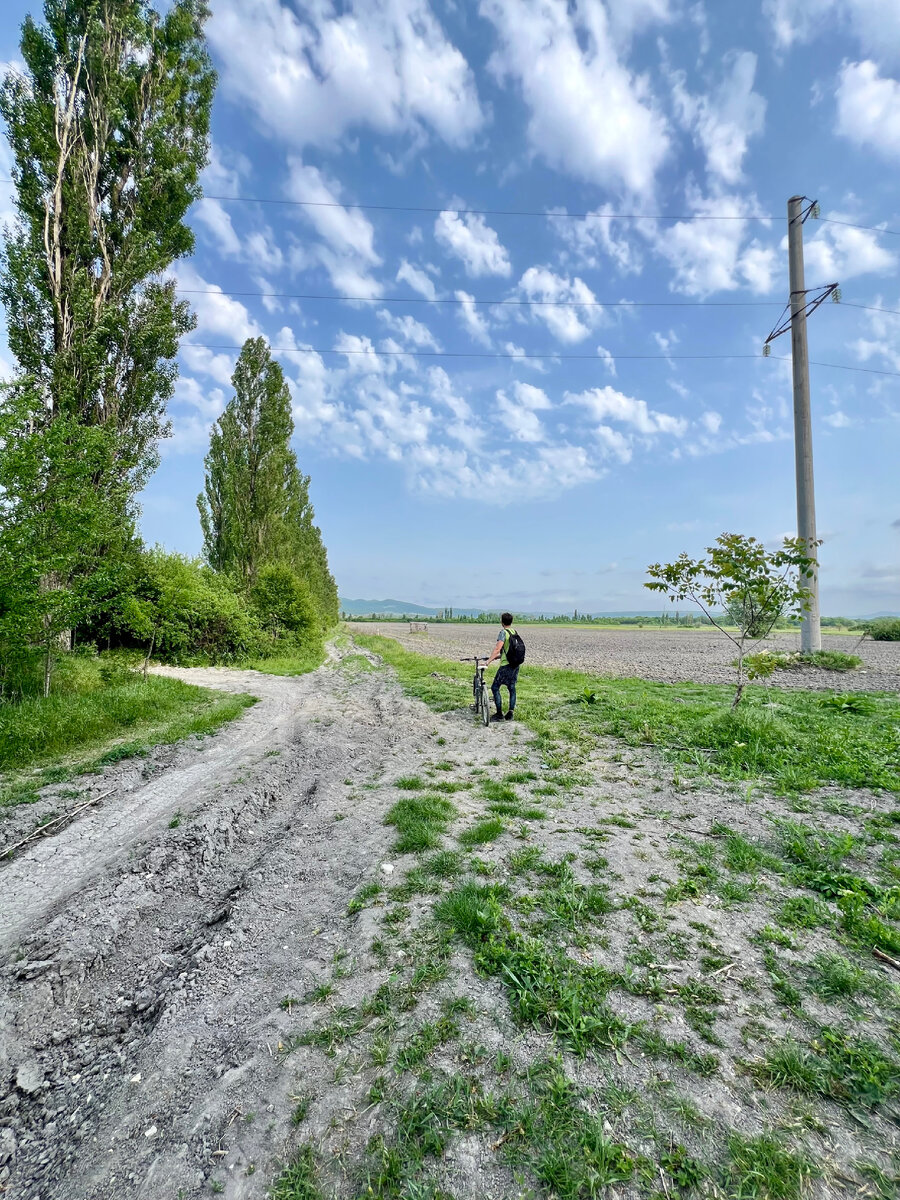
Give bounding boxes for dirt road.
[0,647,512,1199]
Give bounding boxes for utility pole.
[764,198,840,652]
[787,195,820,652]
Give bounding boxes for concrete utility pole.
[787,195,821,652]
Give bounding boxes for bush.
[867,618,900,642]
[742,650,862,677]
[251,563,321,648]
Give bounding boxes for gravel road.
[349,622,900,692]
[1,646,507,1199]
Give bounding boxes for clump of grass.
[394,775,424,791]
[725,1131,818,1200]
[385,793,456,854]
[777,895,831,929]
[459,817,505,846]
[347,881,382,916]
[808,951,872,1000]
[421,849,464,879]
[270,1145,324,1200]
[753,1027,900,1109]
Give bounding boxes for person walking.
[486,612,525,722]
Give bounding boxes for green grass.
[0,659,255,792]
[458,816,505,846]
[725,1131,818,1200]
[384,793,457,853]
[246,640,327,676]
[270,1145,324,1199]
[354,633,900,794]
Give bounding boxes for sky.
[1,0,899,616]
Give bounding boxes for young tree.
[645,533,820,708]
[198,337,339,625]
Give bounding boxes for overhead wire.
[179,342,900,377]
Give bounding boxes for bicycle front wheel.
[480,683,492,726]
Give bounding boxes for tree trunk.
[143,629,156,679]
[43,640,52,699]
[732,653,745,709]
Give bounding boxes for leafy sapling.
[645,533,820,707]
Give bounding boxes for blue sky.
[2,0,899,615]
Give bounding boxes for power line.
[176,287,781,308]
[180,341,900,377]
[175,288,899,315]
[2,176,897,234]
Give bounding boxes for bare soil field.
[350,622,900,692]
[1,640,899,1199]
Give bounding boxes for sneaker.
[504,711,514,721]
[490,712,505,722]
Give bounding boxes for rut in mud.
[0,647,488,1199]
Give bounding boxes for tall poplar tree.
[0,0,215,487]
[0,0,215,689]
[198,338,338,624]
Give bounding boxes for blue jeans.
[491,664,519,713]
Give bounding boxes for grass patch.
[0,658,255,790]
[353,633,900,794]
[459,817,505,846]
[385,793,456,854]
[753,1027,900,1109]
[726,1131,818,1200]
[245,641,326,677]
[270,1144,324,1199]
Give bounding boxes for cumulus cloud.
[765,0,900,66]
[568,385,688,436]
[208,0,483,150]
[285,159,382,297]
[517,267,600,343]
[836,61,900,159]
[553,206,643,274]
[670,51,766,184]
[455,290,492,346]
[377,309,442,351]
[481,0,669,194]
[651,188,777,296]
[434,210,512,277]
[397,259,438,300]
[801,219,896,281]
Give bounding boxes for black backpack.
[506,629,526,667]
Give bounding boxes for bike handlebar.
[460,656,489,663]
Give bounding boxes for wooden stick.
[1,788,115,860]
[873,948,900,972]
[708,961,738,977]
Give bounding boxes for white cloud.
[397,259,438,300]
[518,267,600,343]
[455,290,492,346]
[434,210,512,277]
[801,219,896,281]
[604,0,672,45]
[651,188,776,296]
[568,385,688,436]
[176,264,262,350]
[595,424,633,463]
[554,206,643,274]
[194,198,242,257]
[765,0,900,66]
[481,0,669,194]
[670,51,766,184]
[208,0,483,150]
[701,410,722,434]
[823,410,853,427]
[597,346,617,376]
[496,389,546,442]
[285,159,382,297]
[377,309,441,350]
[836,61,900,159]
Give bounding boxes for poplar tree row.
[0,0,337,698]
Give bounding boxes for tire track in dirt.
[0,647,487,1199]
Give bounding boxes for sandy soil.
[349,622,900,692]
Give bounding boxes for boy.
[486,612,520,721]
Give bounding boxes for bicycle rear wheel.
[479,682,492,726]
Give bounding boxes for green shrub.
[868,618,900,642]
[251,563,321,647]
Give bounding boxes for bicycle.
[461,657,492,727]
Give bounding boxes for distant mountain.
[339,598,445,616]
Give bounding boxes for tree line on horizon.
[0,0,337,701]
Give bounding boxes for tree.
[0,0,215,490]
[251,564,320,647]
[198,337,339,624]
[645,533,819,708]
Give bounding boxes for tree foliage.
[645,533,820,707]
[0,0,215,489]
[198,337,339,626]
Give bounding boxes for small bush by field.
[868,618,900,642]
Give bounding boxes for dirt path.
[0,646,509,1198]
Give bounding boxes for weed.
[777,895,831,929]
[395,776,424,790]
[290,1095,311,1125]
[270,1145,324,1200]
[421,849,464,879]
[725,1131,818,1200]
[347,881,382,915]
